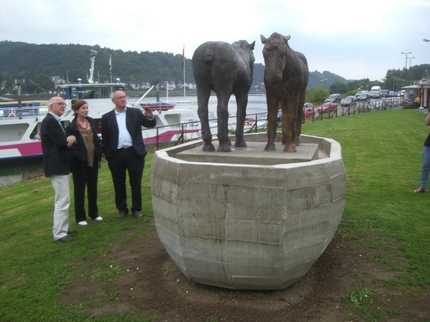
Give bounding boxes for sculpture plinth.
[150,133,346,290]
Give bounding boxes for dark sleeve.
[101,114,109,154]
[140,111,157,128]
[65,122,73,138]
[44,117,69,148]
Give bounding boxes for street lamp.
[401,51,412,69]
[409,57,415,84]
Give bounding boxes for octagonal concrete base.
[150,133,346,290]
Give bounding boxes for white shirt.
[115,108,133,149]
[49,111,66,134]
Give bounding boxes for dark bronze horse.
[261,33,309,152]
[192,40,255,152]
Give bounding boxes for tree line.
[0,40,428,96]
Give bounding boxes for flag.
[181,46,185,69]
[109,55,112,75]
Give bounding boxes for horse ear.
[249,41,256,50]
[284,35,291,42]
[260,35,267,44]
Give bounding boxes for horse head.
[261,33,291,86]
[233,40,256,68]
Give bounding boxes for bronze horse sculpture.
[261,33,309,152]
[192,40,255,152]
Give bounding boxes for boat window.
[83,90,98,99]
[0,124,29,142]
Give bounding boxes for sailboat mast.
[88,50,98,84]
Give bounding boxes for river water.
[163,93,267,117]
[0,94,268,187]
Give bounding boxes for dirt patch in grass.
[61,223,429,321]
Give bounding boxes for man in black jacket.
[101,90,156,219]
[41,96,76,242]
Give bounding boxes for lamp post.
[409,57,415,84]
[401,51,412,69]
[421,41,429,108]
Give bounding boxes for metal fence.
[303,97,403,122]
[145,97,405,149]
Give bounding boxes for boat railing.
[172,101,196,107]
[0,107,41,120]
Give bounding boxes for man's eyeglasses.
[54,102,66,106]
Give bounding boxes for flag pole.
[182,45,186,97]
[109,54,112,83]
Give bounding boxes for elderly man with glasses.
[41,97,76,242]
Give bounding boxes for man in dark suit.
[41,96,76,242]
[101,90,156,218]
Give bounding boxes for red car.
[304,107,315,117]
[317,102,338,112]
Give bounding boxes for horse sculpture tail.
[204,49,213,65]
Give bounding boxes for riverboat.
[0,51,200,161]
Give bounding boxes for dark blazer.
[40,113,72,177]
[101,107,156,161]
[65,116,103,168]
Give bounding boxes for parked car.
[304,107,315,117]
[340,96,357,106]
[324,94,341,103]
[368,91,382,99]
[355,91,369,98]
[278,105,314,120]
[357,93,370,101]
[317,102,338,112]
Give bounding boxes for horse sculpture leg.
[197,89,215,152]
[281,96,297,152]
[217,94,232,152]
[294,106,303,146]
[264,95,279,151]
[234,92,248,148]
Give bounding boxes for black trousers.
[71,158,99,223]
[107,148,145,213]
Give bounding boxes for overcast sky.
[1,0,429,81]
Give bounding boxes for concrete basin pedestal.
[150,133,346,290]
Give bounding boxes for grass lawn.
[302,109,430,287]
[0,109,429,321]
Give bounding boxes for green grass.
[302,110,430,287]
[0,155,155,322]
[1,109,430,321]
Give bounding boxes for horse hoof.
[217,144,232,152]
[283,145,297,153]
[234,140,247,148]
[202,144,215,152]
[264,143,276,151]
